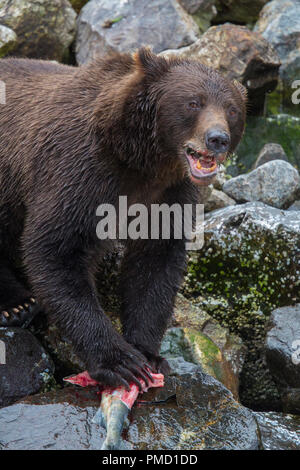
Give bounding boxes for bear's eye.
[228,106,238,117]
[188,100,201,110]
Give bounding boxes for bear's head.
[133,48,247,186]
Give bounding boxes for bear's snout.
[205,128,230,155]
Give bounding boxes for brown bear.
[0,48,246,388]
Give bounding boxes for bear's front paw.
[88,343,154,391]
[146,354,171,376]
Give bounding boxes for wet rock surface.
[172,295,245,399]
[161,23,281,115]
[254,412,300,450]
[76,0,199,65]
[0,0,76,61]
[0,328,54,407]
[0,359,260,450]
[223,160,300,209]
[265,304,300,414]
[266,304,300,390]
[183,202,300,409]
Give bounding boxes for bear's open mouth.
[184,146,218,181]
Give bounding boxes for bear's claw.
[0,297,40,328]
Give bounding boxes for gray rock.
[255,412,300,450]
[254,143,288,169]
[255,0,300,98]
[179,0,217,33]
[0,360,260,449]
[161,24,281,115]
[161,321,245,400]
[0,0,77,61]
[179,0,215,15]
[76,0,199,65]
[265,305,300,390]
[0,24,17,58]
[223,160,300,209]
[0,327,54,407]
[204,188,236,212]
[288,200,300,212]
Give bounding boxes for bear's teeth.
[196,159,202,170]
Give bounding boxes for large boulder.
[254,0,300,114]
[0,327,55,407]
[0,359,260,450]
[161,24,281,115]
[254,412,300,450]
[215,0,269,24]
[76,0,199,65]
[183,202,300,409]
[222,160,300,209]
[0,24,17,58]
[0,0,77,61]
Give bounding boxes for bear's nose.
[205,129,230,154]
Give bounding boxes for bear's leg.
[119,237,187,376]
[0,263,40,327]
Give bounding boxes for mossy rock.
[182,202,300,409]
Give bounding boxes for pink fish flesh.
[64,370,164,449]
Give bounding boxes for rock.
[0,0,77,61]
[179,0,217,33]
[254,412,300,450]
[76,0,199,65]
[161,322,245,399]
[265,304,300,413]
[0,359,260,449]
[222,160,300,209]
[254,143,288,169]
[255,0,300,109]
[183,202,300,409]
[212,164,227,190]
[0,24,17,58]
[204,188,236,212]
[161,24,281,115]
[0,327,55,407]
[215,0,269,24]
[230,115,300,177]
[288,200,300,212]
[127,358,259,449]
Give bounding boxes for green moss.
[69,0,88,14]
[182,223,299,409]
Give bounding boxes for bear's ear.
[233,79,248,102]
[133,47,169,80]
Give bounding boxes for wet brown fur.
[0,49,246,387]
